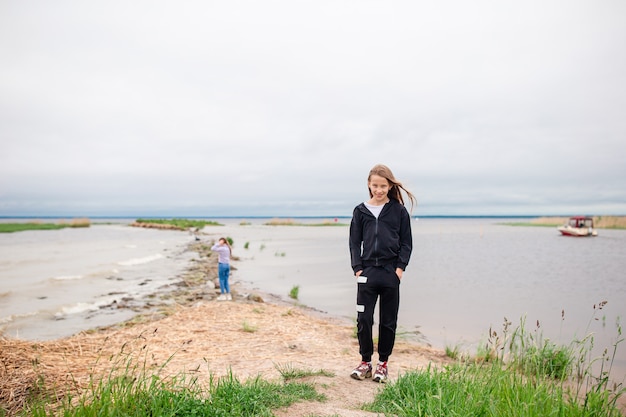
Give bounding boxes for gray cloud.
[1,0,625,217]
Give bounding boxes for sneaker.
[350,361,372,380]
[217,294,226,301]
[373,361,388,383]
[226,293,232,301]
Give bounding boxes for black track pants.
[355,265,400,363]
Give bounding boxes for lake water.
[0,222,195,339]
[1,217,625,382]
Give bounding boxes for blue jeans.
[218,263,230,293]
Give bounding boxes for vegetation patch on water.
[263,218,347,226]
[132,218,222,230]
[0,218,91,233]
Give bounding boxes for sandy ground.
[1,292,449,416]
[1,234,448,416]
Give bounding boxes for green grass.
[28,372,322,417]
[0,219,91,233]
[135,218,222,228]
[16,304,625,417]
[444,344,461,360]
[366,359,624,416]
[366,362,599,417]
[275,364,335,381]
[0,223,67,233]
[24,348,323,417]
[366,305,625,417]
[289,285,300,300]
[241,321,258,333]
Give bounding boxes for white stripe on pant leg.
[356,304,365,313]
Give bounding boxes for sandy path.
[1,295,449,416]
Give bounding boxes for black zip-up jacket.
[349,199,413,274]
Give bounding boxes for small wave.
[0,310,38,324]
[51,275,84,281]
[118,253,164,266]
[55,302,99,317]
[54,295,125,318]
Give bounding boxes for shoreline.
[2,228,626,415]
[0,236,448,416]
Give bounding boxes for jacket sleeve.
[396,206,413,271]
[349,207,363,274]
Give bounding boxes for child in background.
[211,237,233,301]
[349,164,416,383]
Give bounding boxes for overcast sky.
[1,1,625,217]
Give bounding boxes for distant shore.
[503,215,626,229]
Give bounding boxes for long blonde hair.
[367,164,417,212]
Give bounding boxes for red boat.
[557,216,598,237]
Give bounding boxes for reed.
[594,215,626,229]
[524,216,626,229]
[133,218,222,230]
[264,218,298,226]
[365,302,625,416]
[60,218,91,228]
[263,218,347,226]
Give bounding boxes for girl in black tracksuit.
[349,164,416,383]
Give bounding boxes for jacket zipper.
[374,217,379,265]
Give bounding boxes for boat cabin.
[557,216,598,237]
[568,216,594,228]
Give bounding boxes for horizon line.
[2,214,622,220]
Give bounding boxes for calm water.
[226,218,626,382]
[0,223,195,339]
[1,218,625,382]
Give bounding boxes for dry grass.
[263,218,346,226]
[529,217,570,226]
[0,300,446,416]
[129,221,184,230]
[60,218,91,227]
[26,218,91,227]
[530,216,626,229]
[264,218,301,226]
[0,237,446,416]
[593,215,626,229]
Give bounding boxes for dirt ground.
[1,237,450,416]
[3,236,623,416]
[1,294,449,416]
